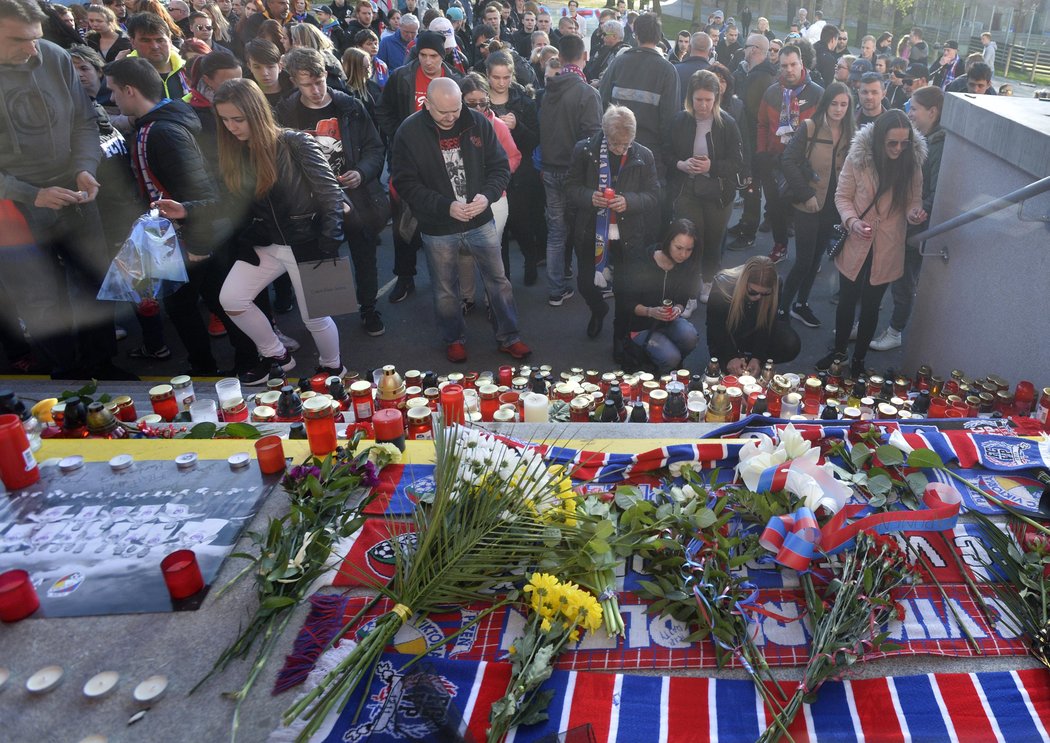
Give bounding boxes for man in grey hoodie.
[0,0,132,379]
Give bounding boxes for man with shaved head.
[389,77,531,363]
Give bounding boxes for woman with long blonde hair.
[153,79,348,386]
[706,256,800,374]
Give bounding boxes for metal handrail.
[908,175,1050,249]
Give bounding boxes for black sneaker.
[815,351,847,373]
[727,236,755,251]
[790,303,821,328]
[727,222,753,237]
[239,350,296,386]
[389,278,414,303]
[548,288,574,306]
[316,363,347,379]
[361,307,386,336]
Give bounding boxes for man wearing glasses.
[584,19,628,83]
[835,29,849,55]
[727,33,774,251]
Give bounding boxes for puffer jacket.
[834,121,927,285]
[566,132,660,253]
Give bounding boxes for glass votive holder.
[0,569,39,622]
[190,399,219,423]
[215,377,242,407]
[160,550,204,600]
[254,435,286,474]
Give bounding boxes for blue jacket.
[377,32,410,70]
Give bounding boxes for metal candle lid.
[59,455,84,473]
[109,454,133,472]
[175,452,198,470]
[228,452,251,470]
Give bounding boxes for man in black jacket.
[105,57,256,375]
[598,13,679,186]
[674,31,712,104]
[378,31,462,302]
[278,47,387,337]
[814,24,839,90]
[539,34,601,308]
[390,77,530,363]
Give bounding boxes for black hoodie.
[538,70,601,173]
[132,99,220,254]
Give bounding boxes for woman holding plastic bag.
[154,78,347,385]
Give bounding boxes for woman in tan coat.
[817,109,927,376]
[779,81,854,329]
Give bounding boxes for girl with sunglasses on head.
[817,109,927,376]
[706,256,800,376]
[153,78,348,385]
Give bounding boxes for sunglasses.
[885,139,911,149]
[466,99,489,109]
[838,35,848,41]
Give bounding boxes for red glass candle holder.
[0,414,40,490]
[161,549,204,600]
[254,435,287,474]
[498,365,514,387]
[1015,381,1036,416]
[440,384,465,425]
[0,569,39,622]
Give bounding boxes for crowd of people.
[0,0,978,382]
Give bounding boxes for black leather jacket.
[234,130,346,263]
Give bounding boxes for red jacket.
[755,72,824,156]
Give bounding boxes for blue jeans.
[542,170,574,297]
[632,318,699,372]
[421,222,521,346]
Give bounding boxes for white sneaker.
[848,321,859,342]
[700,282,713,304]
[870,327,902,351]
[681,298,698,319]
[274,328,301,352]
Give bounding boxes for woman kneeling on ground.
[706,255,801,375]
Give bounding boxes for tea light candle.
[522,393,549,423]
[78,736,108,743]
[83,671,119,699]
[160,549,204,600]
[0,569,40,622]
[0,667,9,690]
[26,665,63,694]
[133,675,168,703]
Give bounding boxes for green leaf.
[594,520,615,539]
[614,486,642,510]
[184,422,218,439]
[850,444,873,468]
[260,596,297,609]
[867,474,893,497]
[692,508,717,530]
[223,422,263,439]
[905,472,929,498]
[907,449,945,469]
[875,445,905,466]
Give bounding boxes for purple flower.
[357,460,380,488]
[282,465,322,490]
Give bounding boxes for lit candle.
[522,393,549,423]
[160,549,204,600]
